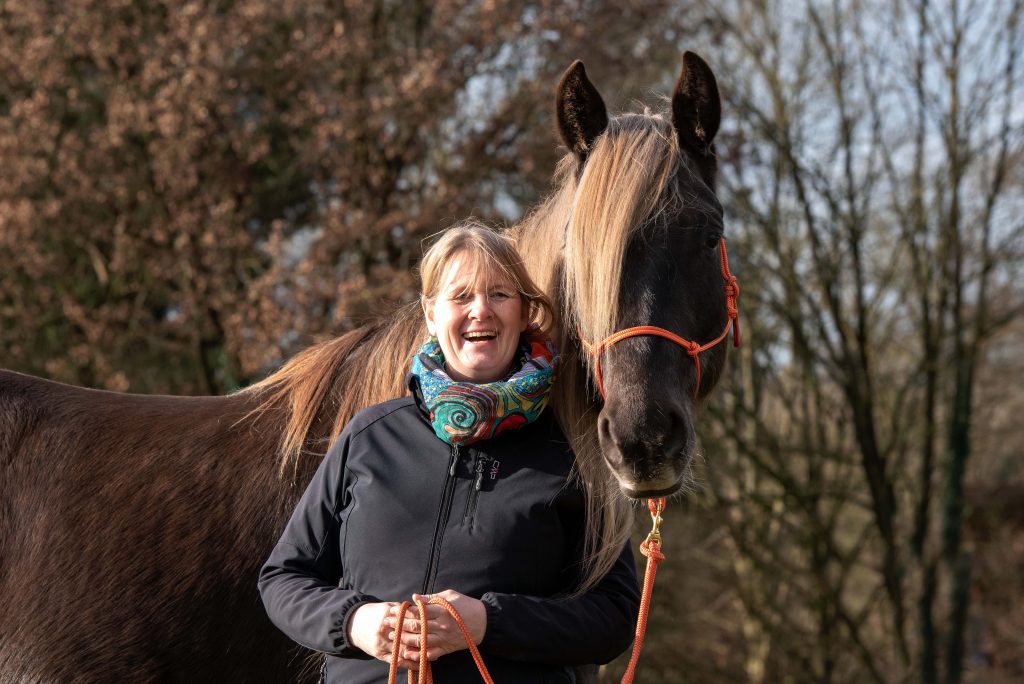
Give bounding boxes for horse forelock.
[564,113,682,351]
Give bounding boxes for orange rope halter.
[579,238,740,400]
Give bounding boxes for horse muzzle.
[597,399,696,498]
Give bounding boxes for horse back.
[0,369,317,682]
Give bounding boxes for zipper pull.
[474,456,488,491]
[449,444,459,476]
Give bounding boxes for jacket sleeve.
[257,432,380,657]
[478,539,640,665]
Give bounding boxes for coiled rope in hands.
[387,595,494,684]
[386,498,668,684]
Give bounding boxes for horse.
[0,52,732,682]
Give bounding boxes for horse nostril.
[663,408,693,458]
[598,416,624,466]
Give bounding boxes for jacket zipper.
[463,454,489,527]
[421,443,459,594]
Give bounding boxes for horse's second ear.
[556,61,608,163]
[672,51,721,157]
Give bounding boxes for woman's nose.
[468,294,493,318]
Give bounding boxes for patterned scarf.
[410,335,558,445]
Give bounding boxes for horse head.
[558,52,737,498]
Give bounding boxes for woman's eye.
[490,291,511,300]
[451,293,472,303]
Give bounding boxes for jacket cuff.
[331,594,381,658]
[477,592,505,652]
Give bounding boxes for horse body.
[0,371,304,681]
[1,53,730,681]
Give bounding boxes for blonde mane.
[243,111,684,591]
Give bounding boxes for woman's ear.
[422,296,436,335]
[519,298,531,333]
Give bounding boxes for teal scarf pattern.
[410,336,558,445]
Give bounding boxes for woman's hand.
[348,602,421,670]
[384,590,488,662]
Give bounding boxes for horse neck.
[509,174,598,428]
[511,179,574,319]
[246,302,425,477]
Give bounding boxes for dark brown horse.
[0,52,731,682]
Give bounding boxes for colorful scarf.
[410,336,558,445]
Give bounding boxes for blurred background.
[1,0,1021,681]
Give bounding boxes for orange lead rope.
[386,498,667,683]
[387,595,494,684]
[620,497,666,684]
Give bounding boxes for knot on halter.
[724,276,741,347]
[724,277,739,310]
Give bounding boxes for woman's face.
[423,254,529,383]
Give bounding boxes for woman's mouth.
[463,330,497,342]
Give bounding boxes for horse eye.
[705,234,722,250]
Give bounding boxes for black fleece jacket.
[258,381,640,684]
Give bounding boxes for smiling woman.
[258,221,640,683]
[420,226,548,383]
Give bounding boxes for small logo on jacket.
[489,459,500,480]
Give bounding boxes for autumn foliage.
[0,0,689,394]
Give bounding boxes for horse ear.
[672,51,721,158]
[556,61,609,163]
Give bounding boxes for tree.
[678,0,1024,681]
[0,0,700,395]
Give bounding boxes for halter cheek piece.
[579,238,740,400]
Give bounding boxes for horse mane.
[515,111,687,587]
[239,302,425,477]
[243,109,689,590]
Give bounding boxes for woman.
[258,223,640,683]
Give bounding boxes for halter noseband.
[578,238,741,400]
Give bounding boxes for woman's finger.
[384,616,417,632]
[390,615,447,635]
[424,646,447,661]
[387,604,421,620]
[397,631,437,649]
[423,603,445,616]
[378,643,420,670]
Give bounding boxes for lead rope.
[386,497,667,684]
[387,595,494,684]
[620,497,666,684]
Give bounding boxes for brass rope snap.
[645,497,665,547]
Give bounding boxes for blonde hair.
[419,221,555,338]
